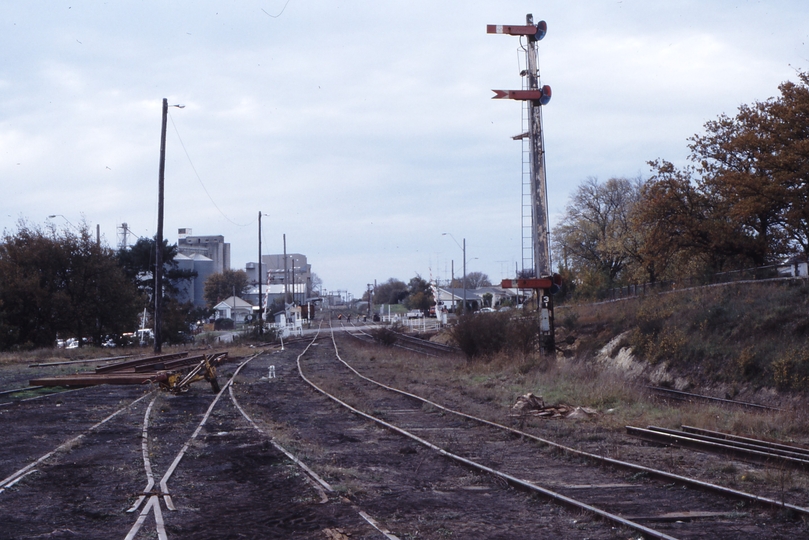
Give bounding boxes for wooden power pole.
[154,98,168,353]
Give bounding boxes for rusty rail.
[647,385,781,411]
[627,425,809,470]
[96,352,189,373]
[30,372,169,387]
[29,351,228,393]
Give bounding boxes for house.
[213,296,255,323]
[271,305,303,338]
[435,286,520,312]
[778,256,808,278]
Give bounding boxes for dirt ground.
[1,336,808,539]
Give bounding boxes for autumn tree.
[638,70,809,275]
[766,71,809,254]
[688,99,789,265]
[204,269,250,307]
[637,160,759,278]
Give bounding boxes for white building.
[213,296,254,323]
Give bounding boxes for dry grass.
[0,347,115,366]
[562,279,809,390]
[344,332,809,446]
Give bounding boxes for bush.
[370,326,398,347]
[772,346,809,391]
[451,312,538,360]
[214,318,234,330]
[242,324,278,342]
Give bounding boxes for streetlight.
[47,214,77,230]
[442,233,466,314]
[154,98,184,353]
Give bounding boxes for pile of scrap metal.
[29,351,229,394]
[509,392,598,419]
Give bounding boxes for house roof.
[436,286,517,301]
[213,296,254,310]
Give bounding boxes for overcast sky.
[2,1,807,297]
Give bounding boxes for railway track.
[2,325,808,538]
[293,322,809,539]
[0,345,401,539]
[227,330,626,537]
[627,425,809,471]
[342,321,459,356]
[0,384,152,489]
[124,354,263,540]
[647,385,782,411]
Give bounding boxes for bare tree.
[552,176,642,286]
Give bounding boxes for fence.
[590,263,804,303]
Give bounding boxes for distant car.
[406,310,423,319]
[479,307,496,313]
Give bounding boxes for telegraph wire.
[261,0,292,19]
[168,112,255,228]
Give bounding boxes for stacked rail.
[30,351,228,393]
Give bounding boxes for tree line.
[367,271,492,312]
[553,70,809,298]
[0,221,209,350]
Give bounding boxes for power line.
[261,0,292,19]
[168,112,255,228]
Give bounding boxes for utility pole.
[154,98,168,353]
[153,98,184,353]
[283,234,288,304]
[489,15,557,354]
[258,211,263,335]
[462,238,467,315]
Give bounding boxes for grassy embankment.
[426,278,809,443]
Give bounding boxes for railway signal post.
[489,14,556,354]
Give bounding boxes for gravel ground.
[0,335,807,539]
